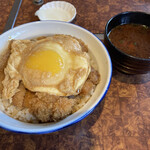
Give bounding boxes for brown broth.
[109,24,150,59]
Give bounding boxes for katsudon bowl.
[0,21,112,134]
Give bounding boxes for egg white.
[20,39,91,96]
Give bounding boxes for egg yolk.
[25,50,64,75]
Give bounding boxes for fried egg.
[2,35,91,99]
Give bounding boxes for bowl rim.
[0,21,112,134]
[105,11,150,62]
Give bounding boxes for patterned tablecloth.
[0,0,150,149]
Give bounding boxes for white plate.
[0,21,112,134]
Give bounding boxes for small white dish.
[0,21,112,134]
[35,1,77,22]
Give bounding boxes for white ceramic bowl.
[0,21,112,134]
[35,1,76,22]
